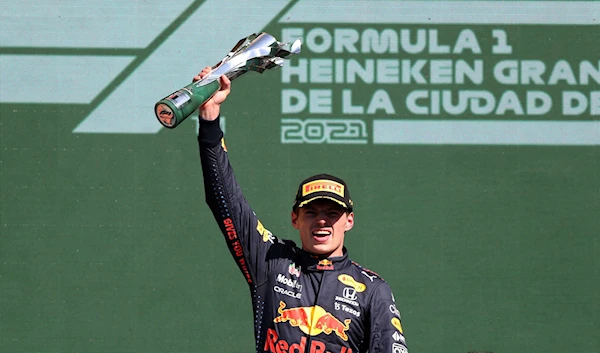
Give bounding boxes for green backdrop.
[1,1,598,352]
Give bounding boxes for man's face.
[291,199,354,258]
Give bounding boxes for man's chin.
[305,243,336,257]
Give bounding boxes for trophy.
[155,32,302,128]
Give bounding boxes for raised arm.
[196,68,277,286]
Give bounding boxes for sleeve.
[368,281,408,353]
[198,115,277,286]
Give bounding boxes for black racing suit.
[198,116,408,353]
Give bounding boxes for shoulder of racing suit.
[351,260,387,283]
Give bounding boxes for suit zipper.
[305,271,325,353]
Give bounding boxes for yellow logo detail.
[391,317,403,334]
[273,301,351,341]
[256,220,272,242]
[302,180,344,197]
[337,274,366,292]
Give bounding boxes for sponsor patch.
[317,259,334,270]
[335,295,359,307]
[391,317,404,334]
[361,270,377,282]
[273,301,352,341]
[264,328,354,353]
[392,331,406,343]
[289,263,301,277]
[302,180,344,198]
[256,220,274,243]
[338,274,366,292]
[343,287,357,300]
[222,218,252,284]
[392,342,408,353]
[276,273,303,291]
[274,285,302,299]
[334,302,361,317]
[389,304,401,318]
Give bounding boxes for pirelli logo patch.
[302,180,344,197]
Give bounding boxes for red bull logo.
[273,301,351,341]
[264,328,354,353]
[317,259,334,270]
[273,301,311,328]
[314,312,351,341]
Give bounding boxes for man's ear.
[291,210,299,229]
[345,212,355,232]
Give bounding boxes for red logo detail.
[264,328,353,353]
[317,259,334,270]
[222,218,251,284]
[314,313,351,341]
[273,301,352,342]
[273,301,310,328]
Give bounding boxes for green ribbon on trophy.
[154,32,302,128]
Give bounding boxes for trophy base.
[155,101,179,128]
[155,80,220,128]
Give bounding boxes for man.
[195,67,407,353]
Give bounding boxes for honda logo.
[343,287,357,300]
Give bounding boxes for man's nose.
[316,214,328,224]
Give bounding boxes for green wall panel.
[1,1,598,352]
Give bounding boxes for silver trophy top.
[195,32,302,86]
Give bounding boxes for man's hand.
[193,66,231,121]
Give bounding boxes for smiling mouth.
[312,229,331,241]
